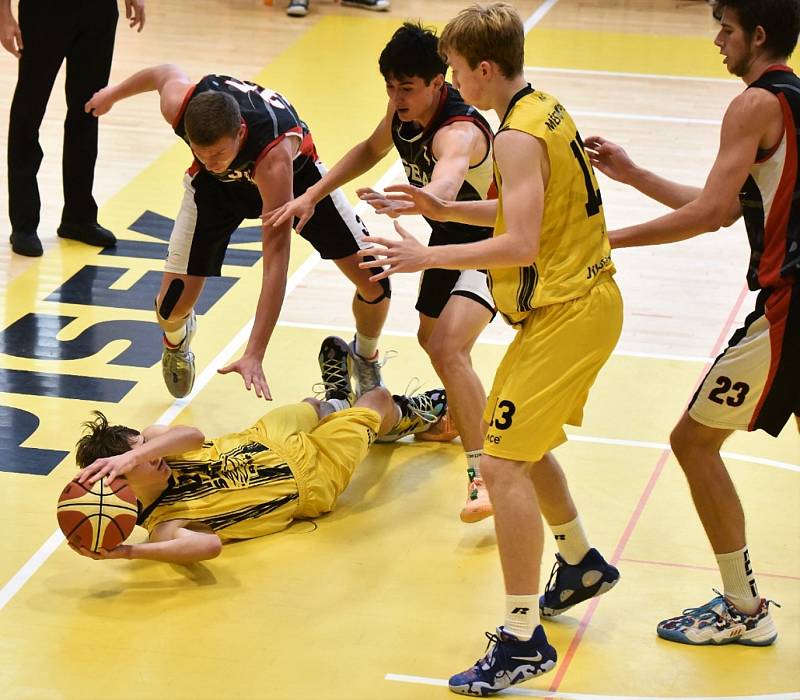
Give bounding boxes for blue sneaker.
[449,625,557,696]
[539,548,620,617]
[657,590,779,646]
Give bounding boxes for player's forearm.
[244,230,290,358]
[610,198,727,248]
[134,427,205,463]
[107,65,179,105]
[439,198,497,227]
[625,166,703,210]
[427,230,536,270]
[306,141,383,204]
[0,1,13,18]
[129,536,222,564]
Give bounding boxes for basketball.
[56,478,138,552]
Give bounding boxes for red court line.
[548,282,752,693]
[620,556,800,582]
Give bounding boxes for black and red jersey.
[391,84,494,245]
[172,75,316,184]
[741,66,800,290]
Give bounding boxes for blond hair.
[439,3,525,78]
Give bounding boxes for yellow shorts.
[483,276,623,462]
[256,403,381,519]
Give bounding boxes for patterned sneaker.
[348,338,392,397]
[414,408,459,442]
[316,336,355,404]
[341,0,390,10]
[377,387,447,443]
[460,471,493,523]
[657,591,779,646]
[539,548,620,617]
[449,625,557,696]
[161,310,197,399]
[286,0,309,16]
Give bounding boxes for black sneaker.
[10,230,43,257]
[317,336,355,404]
[539,548,620,617]
[57,222,116,248]
[286,0,309,16]
[449,625,557,696]
[342,0,389,10]
[378,387,447,442]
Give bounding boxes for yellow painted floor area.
[1,1,798,698]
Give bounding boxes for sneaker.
[317,336,355,404]
[449,625,557,696]
[161,310,197,398]
[348,337,389,397]
[286,0,308,16]
[414,409,459,442]
[341,0,389,10]
[656,590,779,646]
[57,222,116,248]
[378,387,447,443]
[539,548,620,617]
[460,471,493,523]
[10,230,43,257]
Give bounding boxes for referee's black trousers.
[7,0,118,233]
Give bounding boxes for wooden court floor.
[0,1,798,698]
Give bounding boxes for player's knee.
[356,274,391,305]
[426,334,466,375]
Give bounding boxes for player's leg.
[449,452,558,697]
[530,452,620,617]
[293,156,390,395]
[7,1,70,255]
[418,274,494,522]
[158,171,244,397]
[58,0,117,246]
[656,287,796,646]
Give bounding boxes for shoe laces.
[475,630,504,671]
[542,554,567,597]
[314,353,351,400]
[397,379,441,424]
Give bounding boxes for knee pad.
[356,274,391,304]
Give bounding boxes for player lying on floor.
[69,336,451,565]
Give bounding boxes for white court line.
[0,160,406,612]
[277,319,714,364]
[572,109,721,126]
[525,65,738,85]
[384,674,800,700]
[523,0,561,33]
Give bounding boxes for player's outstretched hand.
[263,193,315,234]
[583,135,637,184]
[77,452,139,485]
[356,188,417,218]
[85,86,117,117]
[366,184,449,221]
[69,542,132,560]
[357,221,431,281]
[0,11,23,58]
[218,354,273,400]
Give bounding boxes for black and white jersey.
[173,74,316,184]
[741,66,800,290]
[391,84,494,245]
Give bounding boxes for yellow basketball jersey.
[139,426,300,541]
[490,86,615,325]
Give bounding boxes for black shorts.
[165,155,369,277]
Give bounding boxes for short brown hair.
[439,3,525,78]
[184,91,241,146]
[75,412,139,468]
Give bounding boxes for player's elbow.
[515,239,539,267]
[197,535,223,561]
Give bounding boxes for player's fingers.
[137,5,146,31]
[361,235,395,247]
[294,212,311,234]
[368,268,392,282]
[384,184,416,195]
[217,362,235,375]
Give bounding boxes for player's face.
[127,435,170,485]
[446,51,488,110]
[190,125,245,174]
[385,75,443,124]
[714,8,757,77]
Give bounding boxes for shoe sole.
[459,503,493,523]
[540,574,620,617]
[656,627,778,646]
[449,658,557,696]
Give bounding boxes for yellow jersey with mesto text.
[490,85,615,325]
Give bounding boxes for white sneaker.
[287,0,309,16]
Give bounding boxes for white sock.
[550,516,591,565]
[466,450,483,480]
[163,323,187,347]
[355,332,379,359]
[504,594,539,640]
[319,398,351,417]
[717,546,760,614]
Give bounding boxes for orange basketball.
[57,478,138,552]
